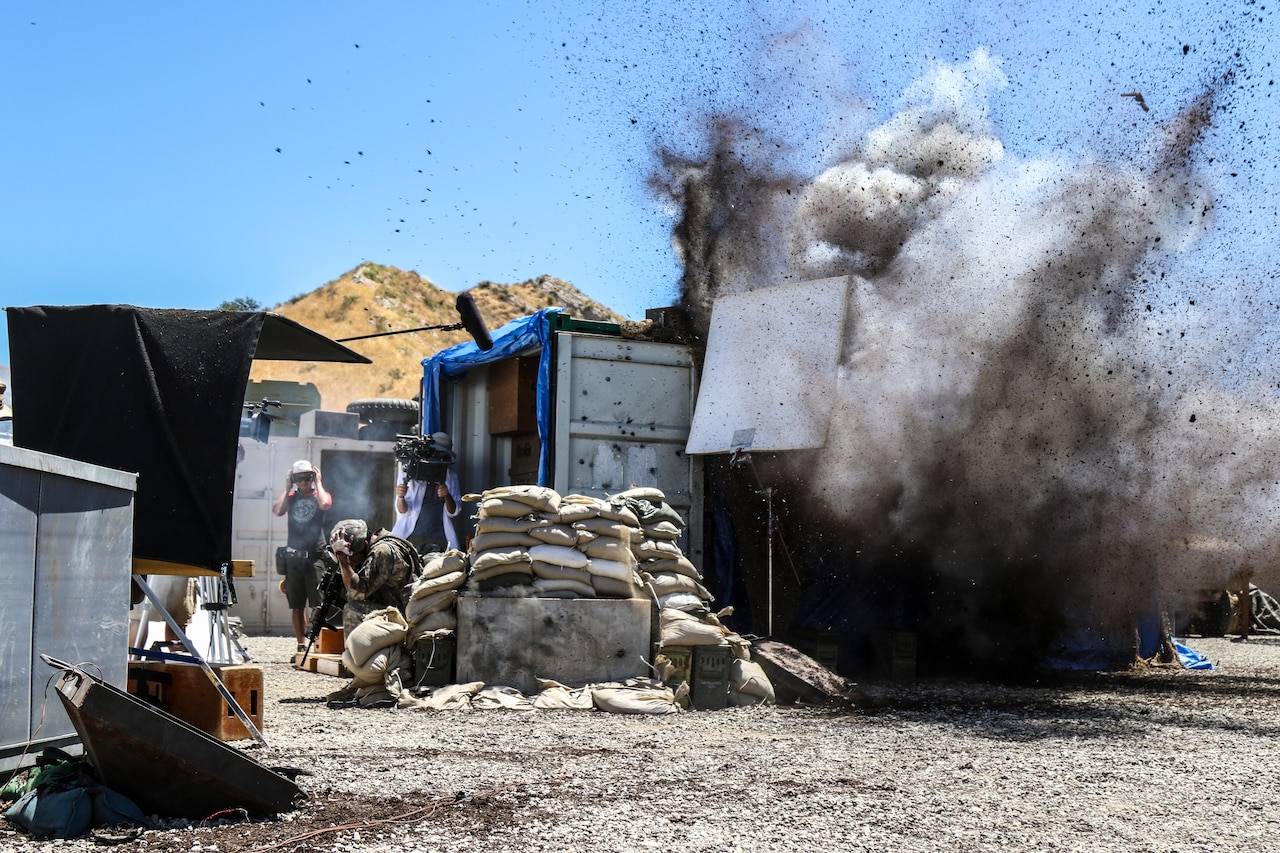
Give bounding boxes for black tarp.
[5,305,368,572]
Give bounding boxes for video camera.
[394,433,456,484]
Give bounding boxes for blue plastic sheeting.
[1174,639,1215,670]
[422,308,564,485]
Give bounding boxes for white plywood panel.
[686,277,850,454]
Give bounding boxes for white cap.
[291,460,315,475]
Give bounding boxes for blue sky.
[2,1,1275,379]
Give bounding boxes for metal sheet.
[685,276,851,454]
[52,663,303,817]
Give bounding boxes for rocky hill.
[248,263,629,412]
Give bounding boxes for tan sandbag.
[596,504,641,526]
[345,607,408,667]
[642,571,703,598]
[591,681,681,714]
[406,589,458,625]
[641,555,701,580]
[555,503,599,523]
[588,557,635,583]
[730,658,776,704]
[409,570,466,599]
[526,524,578,547]
[642,520,683,540]
[470,531,540,551]
[343,643,410,683]
[475,516,539,535]
[528,543,590,569]
[470,548,532,573]
[611,486,666,503]
[472,685,536,711]
[532,577,596,598]
[473,485,561,514]
[582,537,635,563]
[659,607,728,646]
[591,575,637,598]
[531,561,593,584]
[408,609,457,638]
[397,681,484,711]
[533,679,595,710]
[420,550,469,579]
[471,560,534,582]
[572,518,638,540]
[633,539,684,560]
[475,497,542,519]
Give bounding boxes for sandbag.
[729,658,776,704]
[406,589,458,625]
[591,575,637,598]
[475,497,541,519]
[572,518,639,540]
[475,516,539,535]
[610,486,666,503]
[528,543,590,569]
[658,591,707,612]
[409,609,458,636]
[471,548,532,573]
[345,608,408,667]
[633,539,683,560]
[473,685,536,711]
[469,485,561,514]
[343,643,410,684]
[420,550,469,579]
[533,679,595,710]
[588,557,635,583]
[526,524,579,547]
[643,571,705,599]
[659,607,728,646]
[582,537,635,563]
[596,504,641,526]
[471,531,540,551]
[642,555,701,580]
[642,521,683,540]
[532,577,596,598]
[471,560,535,582]
[556,503,600,523]
[409,570,466,599]
[397,681,484,711]
[531,561,593,584]
[591,681,681,714]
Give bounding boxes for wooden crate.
[127,662,264,741]
[318,627,345,655]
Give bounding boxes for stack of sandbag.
[404,549,468,646]
[463,485,564,592]
[562,494,643,598]
[340,607,411,707]
[607,487,711,611]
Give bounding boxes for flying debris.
[1121,91,1150,112]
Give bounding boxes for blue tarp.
[422,308,564,485]
[1174,639,1215,670]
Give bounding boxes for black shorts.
[283,555,324,609]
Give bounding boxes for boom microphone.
[456,292,494,351]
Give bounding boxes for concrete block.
[457,597,652,694]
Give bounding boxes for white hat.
[291,460,316,475]
[430,432,452,450]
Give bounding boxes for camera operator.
[390,431,462,554]
[272,459,333,651]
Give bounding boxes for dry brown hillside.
[249,263,628,412]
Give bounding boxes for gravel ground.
[4,634,1280,852]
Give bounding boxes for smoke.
[656,49,1280,662]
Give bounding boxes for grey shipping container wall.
[0,444,136,774]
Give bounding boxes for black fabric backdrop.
[7,306,266,571]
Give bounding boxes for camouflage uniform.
[342,532,420,635]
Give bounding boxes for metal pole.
[765,486,774,638]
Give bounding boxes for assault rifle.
[299,550,346,667]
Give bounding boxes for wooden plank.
[133,558,254,578]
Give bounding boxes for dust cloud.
[656,49,1280,664]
